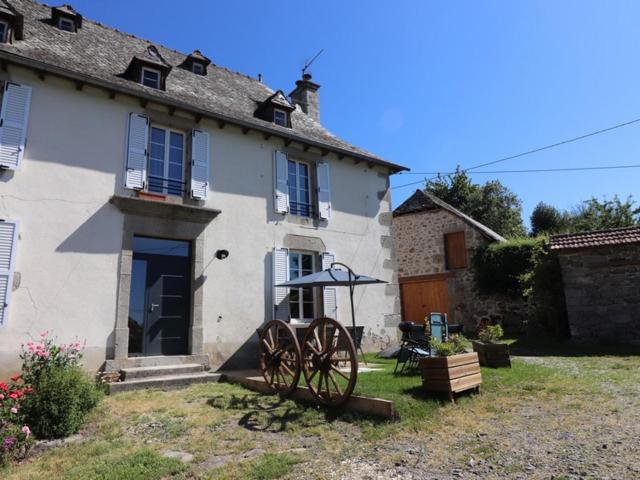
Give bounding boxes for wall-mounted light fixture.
[215,249,229,260]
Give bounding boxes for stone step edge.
[121,363,205,379]
[108,372,222,394]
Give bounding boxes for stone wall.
[558,244,640,344]
[393,208,528,333]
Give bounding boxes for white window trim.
[288,158,312,217]
[273,108,288,127]
[288,251,317,324]
[192,63,204,75]
[0,20,9,43]
[147,124,186,196]
[141,67,161,89]
[58,17,75,32]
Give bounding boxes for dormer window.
[192,62,204,75]
[274,109,288,127]
[58,17,75,32]
[0,20,8,42]
[141,67,161,89]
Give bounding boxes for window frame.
[146,124,186,197]
[288,250,317,323]
[192,62,204,75]
[141,67,162,89]
[273,108,288,127]
[0,20,9,43]
[287,158,313,217]
[58,17,75,32]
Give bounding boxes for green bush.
[430,335,467,357]
[21,364,102,439]
[471,237,538,297]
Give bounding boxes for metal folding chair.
[394,321,430,374]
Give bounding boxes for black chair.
[394,321,430,374]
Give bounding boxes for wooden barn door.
[400,275,450,324]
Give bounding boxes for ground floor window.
[289,251,316,322]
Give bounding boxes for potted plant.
[472,324,511,368]
[419,335,482,402]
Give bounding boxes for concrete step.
[109,372,222,394]
[104,354,210,371]
[121,363,204,380]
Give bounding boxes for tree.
[568,195,639,232]
[425,168,526,238]
[530,202,567,236]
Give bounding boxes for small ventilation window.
[192,63,204,75]
[141,67,161,89]
[58,17,75,32]
[0,20,8,42]
[273,109,288,127]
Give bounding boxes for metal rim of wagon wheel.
[301,317,358,407]
[258,320,302,396]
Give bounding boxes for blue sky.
[73,0,639,227]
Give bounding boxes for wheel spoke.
[314,329,323,352]
[267,328,276,350]
[281,361,295,377]
[261,338,274,353]
[328,371,342,396]
[330,364,350,381]
[305,340,321,355]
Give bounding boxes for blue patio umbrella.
[276,262,387,362]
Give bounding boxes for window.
[192,62,204,75]
[287,159,311,217]
[289,251,316,322]
[148,126,184,196]
[141,67,161,89]
[58,17,75,32]
[273,109,288,127]
[0,21,8,43]
[445,231,467,269]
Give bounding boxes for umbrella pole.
[347,267,368,366]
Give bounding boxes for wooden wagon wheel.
[301,317,358,406]
[258,320,302,396]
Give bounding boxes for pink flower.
[40,331,48,338]
[10,407,18,414]
[21,426,31,437]
[0,394,4,400]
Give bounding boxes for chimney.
[289,73,320,122]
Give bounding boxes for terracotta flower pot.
[419,352,482,402]
[472,341,511,368]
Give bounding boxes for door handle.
[149,303,159,312]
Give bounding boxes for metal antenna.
[302,49,324,77]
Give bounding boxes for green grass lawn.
[3,348,638,480]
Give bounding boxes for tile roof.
[0,0,407,172]
[549,225,640,251]
[393,189,506,242]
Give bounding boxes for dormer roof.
[51,4,82,29]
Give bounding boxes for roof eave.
[0,50,409,174]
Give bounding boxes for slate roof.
[549,226,640,251]
[0,0,407,172]
[393,189,506,242]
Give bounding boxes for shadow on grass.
[510,337,640,358]
[206,392,389,433]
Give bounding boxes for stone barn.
[550,226,640,344]
[393,190,526,333]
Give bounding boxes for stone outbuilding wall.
[557,244,640,344]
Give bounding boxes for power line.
[391,164,640,190]
[394,164,640,176]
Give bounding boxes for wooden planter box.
[472,341,511,368]
[419,352,482,402]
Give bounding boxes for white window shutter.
[317,161,331,220]
[272,247,290,321]
[190,129,210,200]
[321,251,337,320]
[0,220,18,327]
[0,83,32,170]
[273,150,289,214]
[124,113,149,190]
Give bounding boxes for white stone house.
[0,0,406,379]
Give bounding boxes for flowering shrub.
[21,331,84,385]
[0,376,34,465]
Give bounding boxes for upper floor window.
[58,17,75,32]
[445,231,467,269]
[192,62,204,75]
[288,159,312,217]
[148,126,185,196]
[141,67,161,89]
[289,251,316,322]
[273,109,288,127]
[0,21,8,43]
